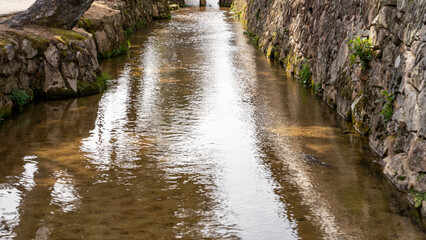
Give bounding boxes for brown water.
[0,5,424,240]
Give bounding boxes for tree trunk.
[2,0,95,29]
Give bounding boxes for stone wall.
[79,0,170,59]
[0,0,170,122]
[0,26,102,120]
[219,0,233,7]
[232,0,426,214]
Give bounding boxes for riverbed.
[0,4,424,240]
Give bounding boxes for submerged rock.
[299,154,330,167]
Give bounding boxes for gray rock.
[408,138,426,172]
[299,154,330,167]
[44,44,60,68]
[21,39,38,59]
[43,62,66,93]
[4,44,16,61]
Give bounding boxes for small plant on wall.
[299,62,312,85]
[10,89,30,109]
[348,37,373,70]
[380,90,395,125]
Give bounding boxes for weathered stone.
[422,201,426,216]
[44,44,60,68]
[21,39,38,59]
[2,0,95,29]
[94,30,111,55]
[413,175,426,192]
[408,138,426,172]
[43,63,67,94]
[4,44,16,61]
[219,0,234,7]
[418,86,426,137]
[0,93,13,119]
[0,76,19,94]
[26,60,39,75]
[1,60,21,77]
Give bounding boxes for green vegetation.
[51,28,86,43]
[78,17,97,34]
[30,36,50,50]
[256,9,261,20]
[397,175,407,181]
[299,62,312,85]
[243,31,260,45]
[314,82,322,94]
[169,4,180,11]
[231,2,243,19]
[99,43,129,59]
[125,19,148,39]
[0,40,9,48]
[266,46,275,59]
[154,14,172,20]
[96,72,111,90]
[411,190,426,208]
[348,37,373,70]
[9,89,30,108]
[0,104,12,122]
[380,90,395,125]
[125,27,135,39]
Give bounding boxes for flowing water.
[0,4,424,240]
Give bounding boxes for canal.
[0,3,424,240]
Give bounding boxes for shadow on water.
[0,4,424,240]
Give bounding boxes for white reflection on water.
[50,171,81,213]
[81,67,133,173]
[191,11,297,239]
[0,156,38,239]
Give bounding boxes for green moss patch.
[153,14,172,20]
[50,28,86,43]
[98,43,129,59]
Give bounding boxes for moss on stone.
[8,31,49,51]
[337,72,353,101]
[266,46,274,58]
[98,43,129,59]
[153,14,172,20]
[30,36,50,51]
[96,72,110,90]
[0,102,12,121]
[397,175,407,181]
[77,72,109,96]
[283,50,298,72]
[169,4,180,11]
[45,88,77,99]
[0,40,9,48]
[50,28,86,43]
[77,80,98,96]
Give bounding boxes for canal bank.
[1,5,425,239]
[0,0,171,122]
[231,0,426,216]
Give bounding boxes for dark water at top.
[0,4,424,240]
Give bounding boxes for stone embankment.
[169,0,186,7]
[232,0,426,216]
[219,0,233,7]
[0,0,170,121]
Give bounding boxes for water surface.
[0,5,424,240]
